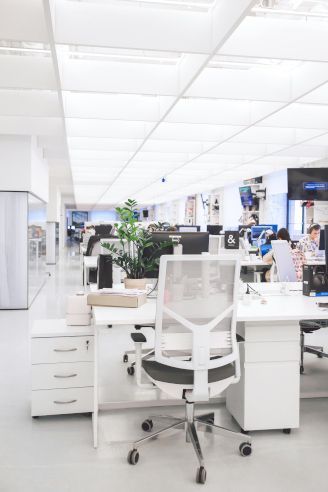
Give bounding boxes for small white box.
[66,313,91,326]
[66,293,91,314]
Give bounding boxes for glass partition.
[28,194,47,305]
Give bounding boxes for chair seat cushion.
[300,320,323,332]
[142,360,235,385]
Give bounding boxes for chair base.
[127,402,252,484]
[300,328,328,374]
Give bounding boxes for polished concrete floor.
[1,244,328,492]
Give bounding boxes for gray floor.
[1,244,328,492]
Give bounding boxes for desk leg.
[93,321,98,448]
[84,264,87,289]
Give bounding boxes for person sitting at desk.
[263,228,304,282]
[260,230,277,257]
[296,223,321,255]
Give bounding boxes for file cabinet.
[31,319,94,417]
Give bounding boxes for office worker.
[296,223,321,255]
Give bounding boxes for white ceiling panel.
[151,122,244,142]
[220,16,328,63]
[166,99,284,126]
[69,149,133,161]
[231,127,324,145]
[67,137,142,151]
[62,92,174,121]
[299,82,328,105]
[65,118,155,138]
[258,104,328,130]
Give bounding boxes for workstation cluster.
[31,203,328,485]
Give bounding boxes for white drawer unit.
[31,362,94,390]
[31,336,94,364]
[31,387,94,417]
[31,319,94,417]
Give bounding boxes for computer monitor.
[94,224,113,237]
[143,232,209,278]
[177,225,201,232]
[319,229,325,250]
[207,225,223,235]
[251,224,278,240]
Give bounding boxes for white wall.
[260,170,287,229]
[30,137,48,202]
[0,135,30,191]
[221,183,243,230]
[0,135,48,202]
[89,209,117,222]
[153,197,186,224]
[195,193,208,231]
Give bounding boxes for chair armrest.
[131,333,147,343]
[134,324,155,330]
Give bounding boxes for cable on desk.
[147,279,159,297]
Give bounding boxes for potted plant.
[101,199,172,290]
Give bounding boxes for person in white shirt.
[296,223,321,255]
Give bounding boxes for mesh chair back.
[155,255,240,400]
[86,235,101,256]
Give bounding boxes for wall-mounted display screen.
[72,211,88,227]
[288,168,328,200]
[239,186,254,207]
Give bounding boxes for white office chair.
[127,255,252,484]
[271,240,297,282]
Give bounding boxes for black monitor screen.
[207,225,223,235]
[288,168,328,200]
[72,211,88,227]
[319,229,325,250]
[143,232,209,278]
[239,186,254,207]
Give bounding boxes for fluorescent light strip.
[0,46,51,54]
[252,7,328,18]
[66,51,181,65]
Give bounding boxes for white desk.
[91,284,328,446]
[83,256,98,288]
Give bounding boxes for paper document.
[97,288,147,296]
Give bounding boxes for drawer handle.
[53,348,78,352]
[53,399,77,405]
[53,374,77,379]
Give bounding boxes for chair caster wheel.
[123,354,128,363]
[317,353,323,358]
[283,428,291,434]
[127,366,135,376]
[141,419,153,432]
[127,449,139,465]
[239,442,252,457]
[196,466,207,484]
[300,365,304,374]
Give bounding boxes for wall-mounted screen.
[72,211,88,227]
[239,186,254,207]
[288,168,328,201]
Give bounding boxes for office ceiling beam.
[54,0,211,54]
[0,0,49,43]
[0,89,60,117]
[0,56,57,90]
